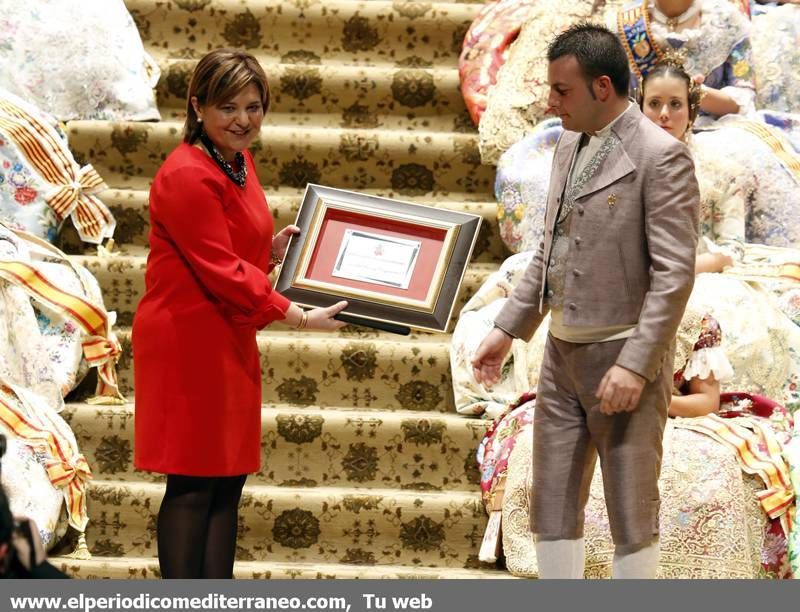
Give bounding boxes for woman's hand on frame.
[272,225,301,263]
[306,300,349,331]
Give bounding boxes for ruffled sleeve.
[678,314,734,386]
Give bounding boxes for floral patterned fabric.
[0,421,68,551]
[692,117,800,248]
[0,0,160,122]
[475,393,535,509]
[0,226,109,549]
[494,119,560,254]
[498,415,788,578]
[684,273,800,410]
[450,252,549,418]
[751,4,800,114]
[785,417,800,576]
[477,0,626,164]
[0,88,117,244]
[458,0,537,125]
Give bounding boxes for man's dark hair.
[0,488,13,549]
[548,22,631,98]
[0,434,12,564]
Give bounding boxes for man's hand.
[595,365,646,414]
[471,327,513,388]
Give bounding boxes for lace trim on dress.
[682,345,735,383]
[646,0,749,79]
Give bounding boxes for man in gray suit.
[472,23,699,578]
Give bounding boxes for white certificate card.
[331,229,421,289]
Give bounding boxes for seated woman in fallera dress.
[614,0,755,122]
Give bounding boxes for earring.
[197,117,203,123]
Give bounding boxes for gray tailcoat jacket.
[494,103,700,382]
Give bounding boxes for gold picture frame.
[274,184,482,334]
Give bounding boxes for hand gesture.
[272,225,301,263]
[471,327,513,388]
[306,300,349,331]
[595,365,646,415]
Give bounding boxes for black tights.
[157,474,247,579]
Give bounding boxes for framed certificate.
[275,184,482,334]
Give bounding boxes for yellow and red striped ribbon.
[82,336,123,399]
[735,120,800,184]
[677,414,795,536]
[0,98,113,243]
[0,261,107,336]
[780,263,800,282]
[0,390,91,531]
[0,259,124,400]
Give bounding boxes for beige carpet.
[52,0,515,578]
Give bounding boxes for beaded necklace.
[198,130,247,187]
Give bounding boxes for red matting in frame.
[304,207,447,302]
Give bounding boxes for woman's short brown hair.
[183,48,270,143]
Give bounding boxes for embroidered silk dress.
[133,143,290,477]
[751,2,800,115]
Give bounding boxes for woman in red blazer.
[132,49,346,579]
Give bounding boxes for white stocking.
[534,537,585,578]
[612,538,660,579]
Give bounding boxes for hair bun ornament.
[657,47,703,114]
[660,47,689,70]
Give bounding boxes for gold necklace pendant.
[667,16,678,31]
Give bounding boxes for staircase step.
[66,119,492,194]
[58,188,508,264]
[83,480,489,569]
[70,247,498,327]
[52,556,514,579]
[128,0,479,68]
[103,325,464,411]
[154,56,472,123]
[64,402,488,490]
